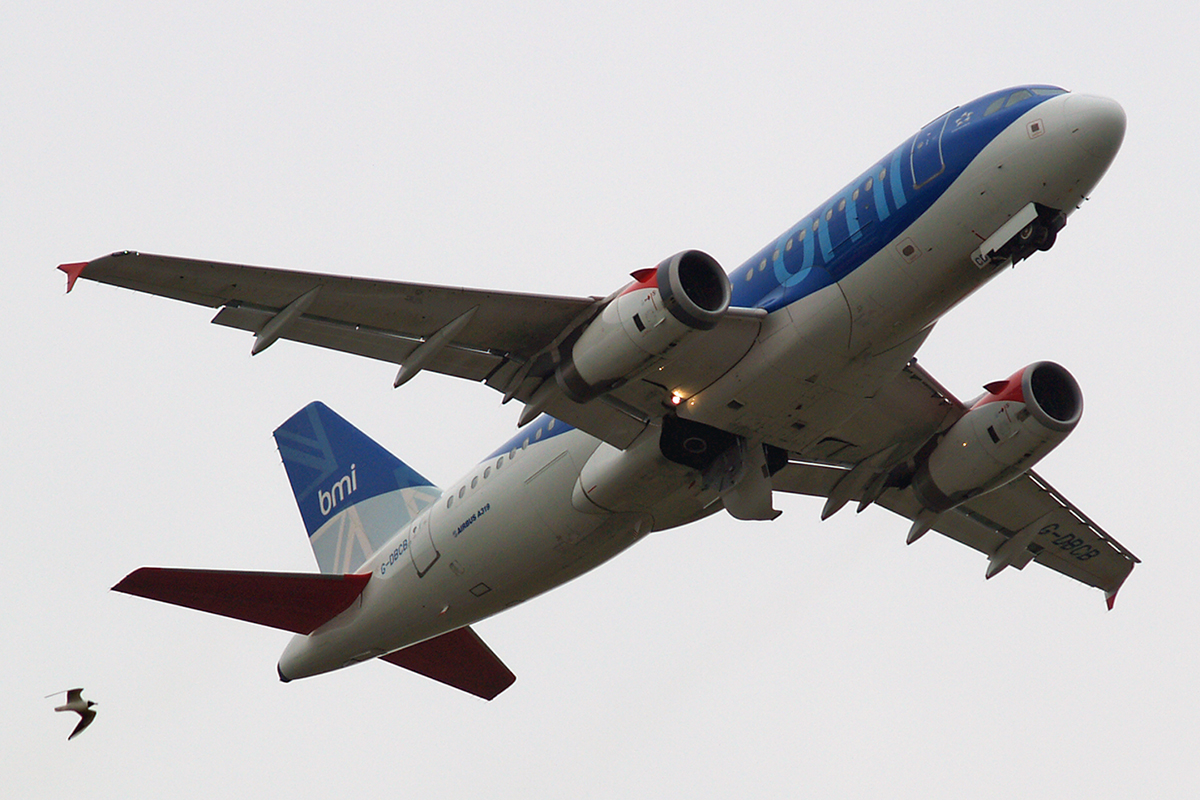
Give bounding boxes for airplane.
[61,85,1137,700]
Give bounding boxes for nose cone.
[1064,94,1126,163]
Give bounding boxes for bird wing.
[68,708,96,740]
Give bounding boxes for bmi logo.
[319,464,357,516]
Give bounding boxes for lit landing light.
[670,391,685,406]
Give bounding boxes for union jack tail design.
[274,402,441,574]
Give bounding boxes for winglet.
[1104,571,1131,610]
[58,262,88,293]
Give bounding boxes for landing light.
[670,391,685,406]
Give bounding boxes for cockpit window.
[985,87,1065,117]
[1005,89,1034,107]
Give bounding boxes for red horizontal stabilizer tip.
[112,568,370,634]
[381,626,516,700]
[57,262,88,293]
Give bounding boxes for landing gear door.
[409,513,439,578]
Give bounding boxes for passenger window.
[458,486,465,499]
[471,476,478,489]
[484,466,491,479]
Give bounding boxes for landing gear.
[997,204,1066,265]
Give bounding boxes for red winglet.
[1105,587,1120,610]
[57,261,88,293]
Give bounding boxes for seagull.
[46,688,97,740]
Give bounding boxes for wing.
[68,709,96,740]
[771,362,1138,606]
[64,251,762,448]
[66,250,596,381]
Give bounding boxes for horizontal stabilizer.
[380,626,516,701]
[112,568,370,634]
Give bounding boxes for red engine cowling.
[912,361,1083,513]
[555,250,730,402]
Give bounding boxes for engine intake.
[556,250,730,403]
[658,250,730,330]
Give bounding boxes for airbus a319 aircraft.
[62,85,1137,700]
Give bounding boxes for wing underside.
[770,363,1138,605]
[67,251,763,448]
[73,252,1137,603]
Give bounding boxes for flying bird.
[47,688,97,740]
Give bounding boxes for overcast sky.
[5,3,1197,798]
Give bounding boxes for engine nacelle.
[912,361,1083,513]
[555,250,730,402]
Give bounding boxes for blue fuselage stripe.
[727,86,1064,314]
[888,149,907,211]
[873,170,890,222]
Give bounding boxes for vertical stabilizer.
[274,402,440,574]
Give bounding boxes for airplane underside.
[74,85,1134,699]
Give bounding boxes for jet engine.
[911,361,1082,513]
[555,250,730,402]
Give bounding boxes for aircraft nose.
[1064,94,1126,163]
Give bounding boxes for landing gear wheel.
[1036,226,1058,252]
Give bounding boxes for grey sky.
[4,3,1196,797]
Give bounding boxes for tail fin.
[274,402,441,574]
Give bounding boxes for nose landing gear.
[972,202,1068,268]
[995,204,1067,265]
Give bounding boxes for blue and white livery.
[64,85,1137,700]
